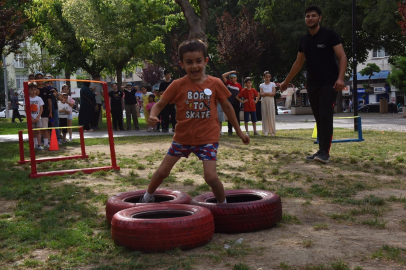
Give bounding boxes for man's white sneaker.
[36,145,44,150]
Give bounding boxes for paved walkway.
[0,113,404,143]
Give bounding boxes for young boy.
[25,82,44,150]
[142,39,249,204]
[236,77,260,136]
[58,93,70,142]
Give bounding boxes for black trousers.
[161,104,177,131]
[111,108,123,130]
[12,108,22,122]
[307,85,337,154]
[92,104,101,128]
[227,103,241,133]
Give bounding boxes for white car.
[277,106,291,115]
[0,108,26,118]
[72,109,79,118]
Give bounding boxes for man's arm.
[280,52,305,91]
[149,98,169,126]
[221,70,235,84]
[333,44,347,91]
[254,92,259,103]
[48,98,52,118]
[219,99,249,145]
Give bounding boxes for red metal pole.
[23,81,37,175]
[79,126,86,157]
[103,83,119,169]
[18,130,25,163]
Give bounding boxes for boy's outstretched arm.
[148,98,169,126]
[219,99,250,145]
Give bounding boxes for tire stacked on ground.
[191,189,282,234]
[105,189,191,223]
[111,204,214,252]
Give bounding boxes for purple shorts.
[167,141,219,161]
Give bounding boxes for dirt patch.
[0,198,18,216]
[10,141,406,270]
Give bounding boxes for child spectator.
[146,94,156,132]
[58,93,70,142]
[25,82,44,150]
[108,81,124,131]
[259,71,276,136]
[61,84,75,141]
[140,85,153,130]
[140,39,249,204]
[236,77,259,136]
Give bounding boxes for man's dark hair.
[305,5,322,16]
[83,81,91,87]
[178,39,207,62]
[164,69,171,75]
[93,74,100,78]
[244,77,252,83]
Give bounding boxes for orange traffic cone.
[49,129,59,151]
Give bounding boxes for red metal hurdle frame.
[22,79,120,178]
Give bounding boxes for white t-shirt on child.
[58,101,70,118]
[260,82,276,93]
[24,96,44,120]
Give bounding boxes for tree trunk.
[116,67,123,90]
[65,69,71,88]
[175,0,208,44]
[336,91,343,113]
[207,58,221,77]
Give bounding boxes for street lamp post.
[352,0,359,131]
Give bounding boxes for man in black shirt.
[123,82,139,131]
[35,72,53,148]
[159,70,177,132]
[109,81,124,131]
[280,5,347,164]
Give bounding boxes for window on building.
[136,67,142,72]
[16,75,26,89]
[372,48,389,58]
[14,55,27,68]
[125,72,133,78]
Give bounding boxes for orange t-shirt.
[238,88,258,112]
[161,75,231,145]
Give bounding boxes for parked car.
[358,102,398,113]
[277,106,291,114]
[72,109,79,118]
[0,108,26,118]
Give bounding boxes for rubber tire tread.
[111,204,214,252]
[191,189,282,233]
[106,189,191,223]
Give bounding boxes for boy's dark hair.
[178,39,207,62]
[28,82,37,88]
[144,85,152,92]
[164,69,171,75]
[305,5,321,16]
[148,94,155,100]
[28,74,34,78]
[244,77,252,83]
[263,71,271,76]
[83,81,91,87]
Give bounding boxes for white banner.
[70,88,80,98]
[342,86,350,95]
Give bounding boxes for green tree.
[255,0,406,84]
[387,56,406,96]
[63,0,169,89]
[0,0,33,57]
[359,63,381,91]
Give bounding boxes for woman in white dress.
[259,71,276,136]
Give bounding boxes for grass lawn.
[0,128,405,269]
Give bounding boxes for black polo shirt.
[298,27,341,88]
[123,88,137,105]
[38,87,52,117]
